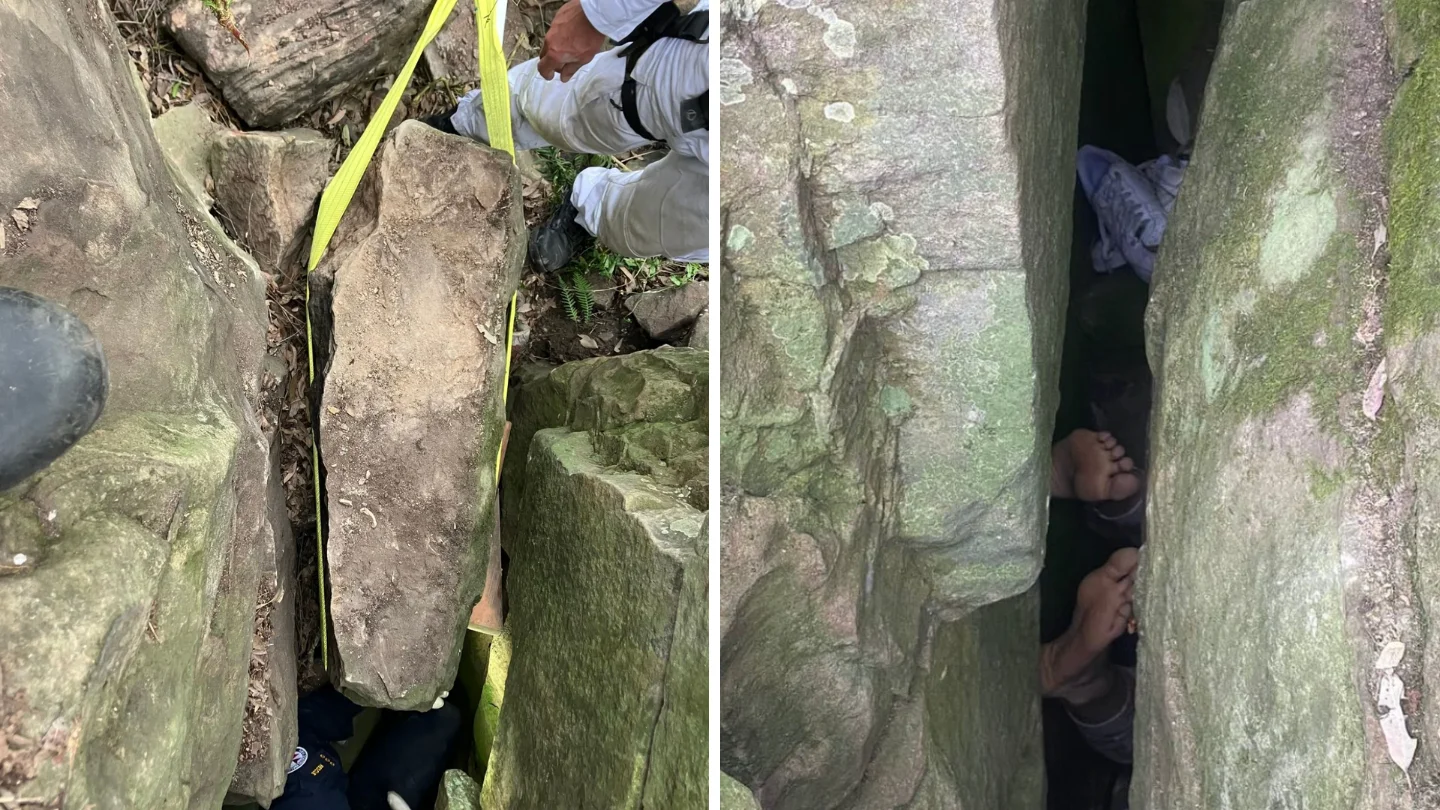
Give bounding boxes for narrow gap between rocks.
[1038,2,1222,808]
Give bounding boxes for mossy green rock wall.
[1135,0,1438,805]
[1385,0,1440,797]
[484,349,707,808]
[719,0,1082,803]
[0,3,272,808]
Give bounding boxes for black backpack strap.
[618,2,708,45]
[619,77,661,142]
[612,3,710,143]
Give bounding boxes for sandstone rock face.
[436,769,483,810]
[424,0,480,80]
[0,4,273,807]
[721,773,762,810]
[1132,0,1439,806]
[502,347,708,519]
[689,308,710,350]
[484,348,707,809]
[312,121,523,710]
[152,102,226,208]
[228,437,301,806]
[719,0,1083,803]
[1385,0,1440,799]
[627,280,709,340]
[210,128,333,272]
[165,0,432,127]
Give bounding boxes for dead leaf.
[1376,641,1406,670]
[1378,671,1416,772]
[326,406,340,415]
[1363,359,1387,420]
[578,334,599,350]
[1373,223,1388,261]
[477,323,499,345]
[10,210,28,231]
[327,107,348,126]
[16,198,38,210]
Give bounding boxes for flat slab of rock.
[165,0,432,127]
[210,128,333,271]
[626,280,708,340]
[313,121,523,709]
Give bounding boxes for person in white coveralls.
[427,0,709,271]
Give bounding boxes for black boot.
[422,106,458,135]
[0,287,108,491]
[528,197,594,274]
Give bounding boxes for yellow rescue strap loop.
[304,0,517,669]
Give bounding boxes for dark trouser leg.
[347,699,465,810]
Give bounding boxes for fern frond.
[571,273,595,323]
[558,276,580,322]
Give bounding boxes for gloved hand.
[538,0,607,81]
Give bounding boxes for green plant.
[556,274,595,323]
[534,147,581,204]
[570,273,595,322]
[670,263,703,286]
[201,0,249,51]
[557,274,580,323]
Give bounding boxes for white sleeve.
[579,0,668,41]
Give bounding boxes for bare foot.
[1041,548,1138,697]
[1051,429,1140,502]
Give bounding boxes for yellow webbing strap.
[305,0,517,669]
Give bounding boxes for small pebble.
[13,553,27,566]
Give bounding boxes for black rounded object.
[0,287,108,491]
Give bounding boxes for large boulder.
[1133,0,1439,804]
[483,348,708,808]
[310,121,523,710]
[718,0,1083,803]
[0,3,274,808]
[164,0,432,127]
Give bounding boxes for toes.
[1110,472,1142,501]
[1117,457,1135,472]
[1097,431,1117,449]
[1109,442,1127,460]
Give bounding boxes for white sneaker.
[1077,146,1186,283]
